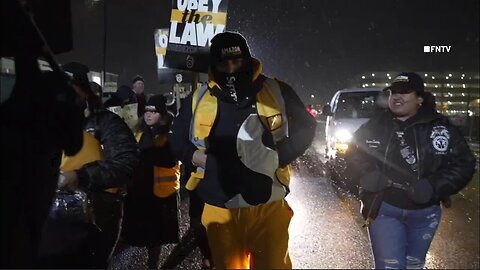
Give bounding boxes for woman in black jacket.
[121,95,180,269]
[348,72,476,269]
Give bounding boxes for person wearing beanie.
[132,75,144,86]
[121,94,180,269]
[347,72,476,269]
[38,62,139,268]
[170,31,316,269]
[132,75,146,117]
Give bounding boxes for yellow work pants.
[201,199,293,269]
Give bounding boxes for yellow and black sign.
[164,0,229,72]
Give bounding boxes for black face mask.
[214,68,254,103]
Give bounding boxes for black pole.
[23,3,61,73]
[102,0,107,86]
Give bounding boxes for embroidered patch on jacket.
[366,139,381,148]
[430,125,450,153]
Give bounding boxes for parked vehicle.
[322,87,386,193]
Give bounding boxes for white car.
[322,87,386,193]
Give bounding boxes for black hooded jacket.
[348,93,476,211]
[170,61,316,207]
[76,109,140,191]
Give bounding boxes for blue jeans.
[368,202,441,269]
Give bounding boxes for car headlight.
[334,129,352,143]
[335,142,349,154]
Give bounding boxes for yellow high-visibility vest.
[61,131,119,194]
[187,76,292,208]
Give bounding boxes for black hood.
[410,91,442,125]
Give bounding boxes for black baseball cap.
[384,72,424,95]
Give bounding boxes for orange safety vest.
[135,131,180,198]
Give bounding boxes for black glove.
[408,178,434,205]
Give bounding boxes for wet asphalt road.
[109,160,374,270]
[287,173,373,269]
[425,174,480,269]
[109,139,479,269]
[109,188,204,270]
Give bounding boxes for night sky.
[57,0,479,103]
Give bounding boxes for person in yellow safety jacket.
[170,32,316,269]
[38,62,140,269]
[121,94,181,269]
